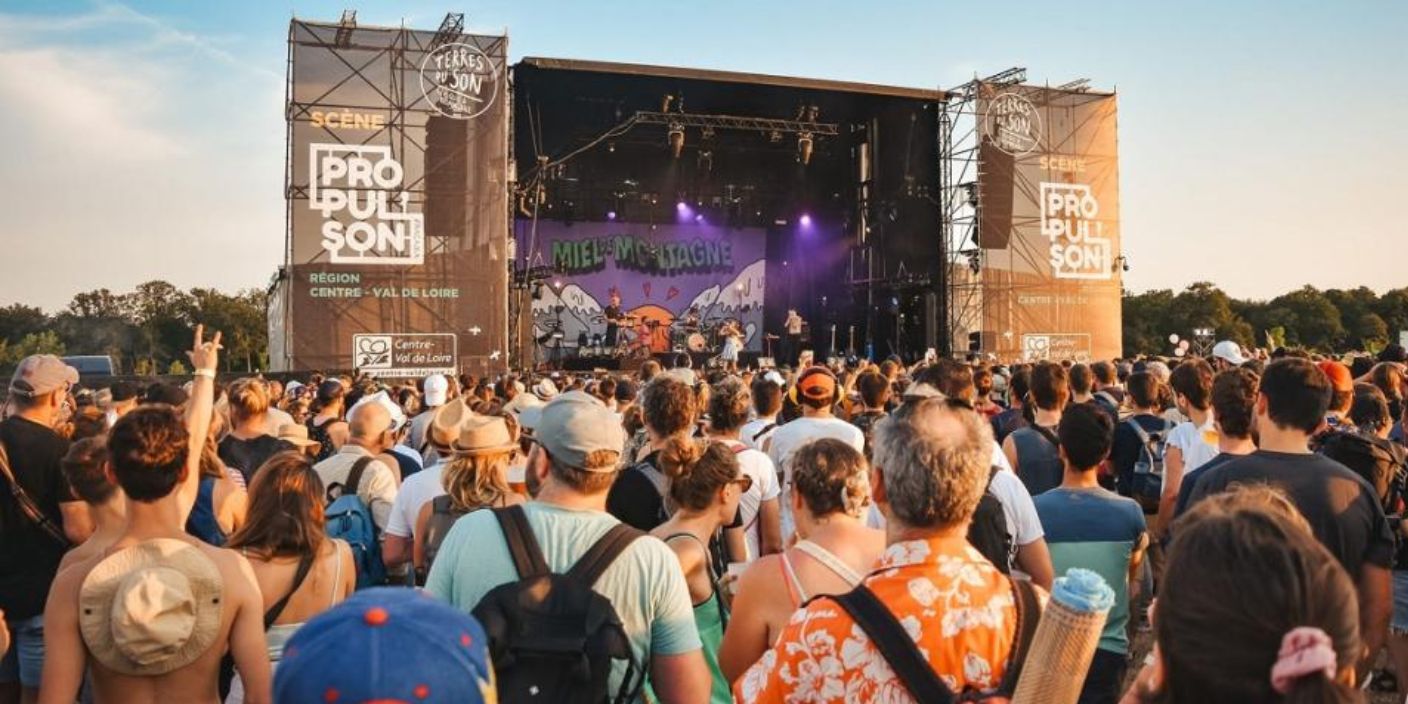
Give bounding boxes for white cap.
[423,374,449,407]
[1212,340,1247,366]
[349,390,407,432]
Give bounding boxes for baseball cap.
[423,374,449,407]
[535,390,626,471]
[1212,340,1248,366]
[79,539,223,676]
[1317,361,1354,392]
[797,366,837,401]
[9,354,78,399]
[274,588,494,704]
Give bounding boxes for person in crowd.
[703,378,781,561]
[1173,367,1261,518]
[1186,357,1395,668]
[992,366,1031,443]
[306,380,349,463]
[57,438,124,574]
[406,374,449,465]
[1004,360,1068,496]
[1318,360,1356,431]
[1367,362,1405,423]
[1034,403,1147,704]
[261,384,296,439]
[614,378,639,418]
[187,434,247,546]
[738,398,1036,702]
[0,355,90,704]
[596,376,619,413]
[382,398,471,573]
[219,378,294,483]
[415,413,524,577]
[272,588,496,704]
[718,438,884,685]
[1158,358,1218,533]
[1091,360,1124,412]
[275,423,321,459]
[650,439,750,704]
[608,375,699,531]
[972,366,1004,419]
[224,452,355,702]
[766,367,864,539]
[40,327,274,704]
[1123,487,1362,703]
[426,390,710,704]
[312,399,401,532]
[1110,371,1171,504]
[105,381,140,428]
[849,370,891,458]
[739,373,783,453]
[1209,339,1249,372]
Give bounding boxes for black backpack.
[966,465,1013,574]
[472,506,645,704]
[1315,429,1407,513]
[819,576,1042,702]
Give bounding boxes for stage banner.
[280,20,509,375]
[976,84,1121,362]
[517,221,766,355]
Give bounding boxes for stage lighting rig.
[797,132,814,165]
[668,123,685,158]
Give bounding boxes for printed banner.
[976,85,1122,361]
[518,221,766,353]
[353,333,458,378]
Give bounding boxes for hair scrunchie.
[1269,626,1337,694]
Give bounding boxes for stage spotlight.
[668,123,685,158]
[797,132,814,165]
[606,210,617,221]
[661,94,675,113]
[694,213,705,224]
[799,213,813,228]
[676,201,689,212]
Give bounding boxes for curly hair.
[871,399,990,529]
[791,438,870,518]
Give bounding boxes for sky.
[0,0,1404,312]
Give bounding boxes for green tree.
[1270,286,1344,351]
[0,304,49,343]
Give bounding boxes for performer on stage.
[603,292,623,349]
[718,320,744,372]
[784,308,804,367]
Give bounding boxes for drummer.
[683,305,701,329]
[603,291,623,348]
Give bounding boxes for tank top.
[663,533,731,704]
[1011,425,1064,496]
[185,476,226,547]
[779,539,864,605]
[306,417,338,462]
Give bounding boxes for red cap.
[1316,361,1353,392]
[797,366,837,400]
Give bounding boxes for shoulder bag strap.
[0,440,69,548]
[1125,418,1151,445]
[995,578,1043,695]
[344,455,375,497]
[1030,424,1061,450]
[568,523,642,587]
[828,586,956,704]
[492,505,550,579]
[264,552,317,629]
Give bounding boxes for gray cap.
[536,391,625,472]
[9,355,79,398]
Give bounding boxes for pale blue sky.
[1,0,1404,311]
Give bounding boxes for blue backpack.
[325,456,386,588]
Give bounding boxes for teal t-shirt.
[1033,486,1147,654]
[425,502,702,696]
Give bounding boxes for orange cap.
[798,366,837,400]
[1316,361,1353,392]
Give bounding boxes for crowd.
[3,328,1408,704]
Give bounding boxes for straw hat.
[277,423,321,451]
[427,398,475,451]
[78,539,224,676]
[450,414,519,456]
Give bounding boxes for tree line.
[0,281,268,375]
[1123,282,1408,357]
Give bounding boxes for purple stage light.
[606,211,617,221]
[676,201,689,212]
[799,213,813,228]
[694,213,704,223]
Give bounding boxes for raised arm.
[179,325,222,520]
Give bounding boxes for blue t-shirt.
[1033,486,1147,654]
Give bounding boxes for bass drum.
[686,333,707,353]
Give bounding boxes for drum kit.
[558,310,744,362]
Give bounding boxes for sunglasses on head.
[730,475,754,492]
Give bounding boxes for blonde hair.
[441,450,515,511]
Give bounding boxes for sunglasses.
[729,475,754,493]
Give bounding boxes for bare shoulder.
[203,544,261,600]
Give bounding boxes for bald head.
[349,402,392,441]
[872,398,991,531]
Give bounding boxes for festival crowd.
[3,328,1408,704]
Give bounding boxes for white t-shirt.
[740,416,779,452]
[768,416,865,540]
[384,462,445,539]
[1167,415,1220,474]
[719,440,781,561]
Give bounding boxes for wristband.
[194,369,216,380]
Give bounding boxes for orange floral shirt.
[735,535,1019,703]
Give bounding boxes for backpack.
[1315,429,1407,514]
[324,456,386,588]
[420,495,480,581]
[1126,418,1173,513]
[966,465,1012,574]
[818,576,1041,702]
[473,506,645,704]
[632,460,673,526]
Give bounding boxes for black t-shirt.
[1185,450,1396,579]
[1110,413,1172,501]
[991,407,1028,444]
[850,410,888,459]
[218,434,294,482]
[1173,451,1240,520]
[0,416,75,619]
[606,452,668,531]
[604,305,622,326]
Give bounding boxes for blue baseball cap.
[274,587,495,704]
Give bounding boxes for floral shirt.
[735,535,1019,703]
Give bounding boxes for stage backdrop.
[273,19,510,376]
[517,221,766,354]
[976,84,1121,362]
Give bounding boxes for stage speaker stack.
[978,139,1015,250]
